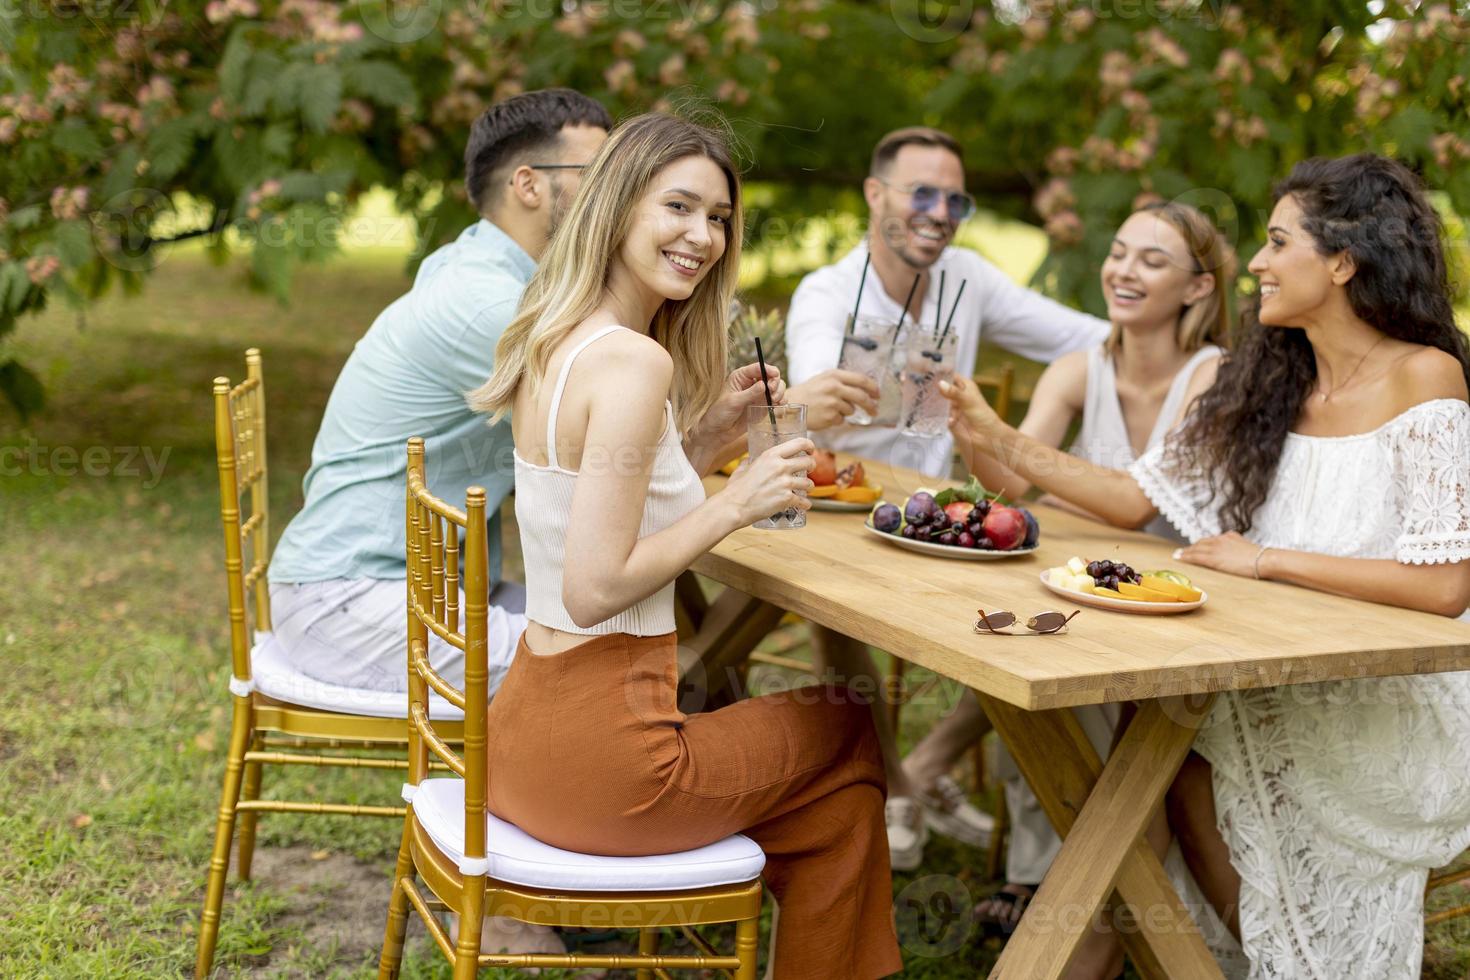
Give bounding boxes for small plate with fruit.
[864,478,1040,560]
[807,450,883,511]
[1041,557,1206,614]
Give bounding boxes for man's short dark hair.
[464,88,612,213]
[870,126,964,177]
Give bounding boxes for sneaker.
[917,774,995,849]
[885,796,930,872]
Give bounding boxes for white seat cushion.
[249,631,463,721]
[411,778,766,891]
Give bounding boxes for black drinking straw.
[889,273,922,346]
[754,336,778,434]
[845,249,871,337]
[936,278,968,349]
[935,269,946,336]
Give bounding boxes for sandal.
[974,883,1036,938]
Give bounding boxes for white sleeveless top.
[1071,343,1221,543]
[513,325,707,636]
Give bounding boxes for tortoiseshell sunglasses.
[973,608,1080,636]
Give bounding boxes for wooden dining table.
[676,457,1470,979]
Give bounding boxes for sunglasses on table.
[875,178,977,222]
[973,608,1080,636]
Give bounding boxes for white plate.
[862,520,1039,560]
[811,487,881,512]
[1038,568,1207,614]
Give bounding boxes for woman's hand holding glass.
[699,363,788,448]
[722,437,815,529]
[939,375,1005,436]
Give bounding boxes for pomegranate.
[810,449,837,486]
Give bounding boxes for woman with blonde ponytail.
[472,113,902,978]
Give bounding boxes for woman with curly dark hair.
[943,153,1470,978]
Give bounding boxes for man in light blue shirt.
[268,90,609,697]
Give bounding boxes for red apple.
[982,505,1027,551]
[943,500,974,525]
[810,449,837,486]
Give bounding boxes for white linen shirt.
[786,240,1108,478]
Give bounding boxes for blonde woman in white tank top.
[468,114,903,977]
[939,203,1237,955]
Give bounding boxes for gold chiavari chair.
[379,438,765,980]
[197,350,463,978]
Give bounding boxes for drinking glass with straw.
[901,278,966,437]
[746,337,809,529]
[837,251,898,427]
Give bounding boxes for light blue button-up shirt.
[270,220,533,586]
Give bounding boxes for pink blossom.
[1044,211,1084,247]
[1142,28,1189,69]
[1019,17,1048,44]
[1032,177,1075,219]
[1064,9,1095,34]
[603,59,636,94]
[1099,51,1133,93]
[26,255,61,285]
[613,29,646,56]
[1045,145,1079,176]
[658,53,687,86]
[0,117,16,145]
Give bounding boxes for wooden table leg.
[975,693,1223,980]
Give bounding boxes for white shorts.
[267,578,527,696]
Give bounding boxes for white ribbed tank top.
[1072,343,1221,542]
[514,325,707,636]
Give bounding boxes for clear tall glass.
[899,330,959,437]
[745,403,808,530]
[837,314,897,426]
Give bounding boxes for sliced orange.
[808,484,841,498]
[833,485,880,504]
[1140,574,1203,602]
[1117,582,1181,603]
[1089,585,1124,599]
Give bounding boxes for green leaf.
[49,221,93,267]
[52,119,105,163]
[7,205,42,231]
[0,358,45,419]
[145,117,196,182]
[934,475,986,508]
[299,64,343,134]
[0,261,32,312]
[342,60,418,111]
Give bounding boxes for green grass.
[2,245,1468,978]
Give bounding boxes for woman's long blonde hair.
[469,112,743,434]
[1104,201,1236,356]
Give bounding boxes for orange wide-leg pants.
[485,630,902,979]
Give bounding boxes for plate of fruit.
[719,450,881,510]
[864,478,1039,560]
[1041,557,1206,614]
[807,450,883,510]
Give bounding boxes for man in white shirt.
[785,126,1108,876]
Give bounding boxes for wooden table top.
[693,459,1470,710]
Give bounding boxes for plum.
[1019,508,1040,548]
[983,505,1028,551]
[871,502,902,533]
[904,491,938,524]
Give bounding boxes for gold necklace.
[1314,335,1389,403]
